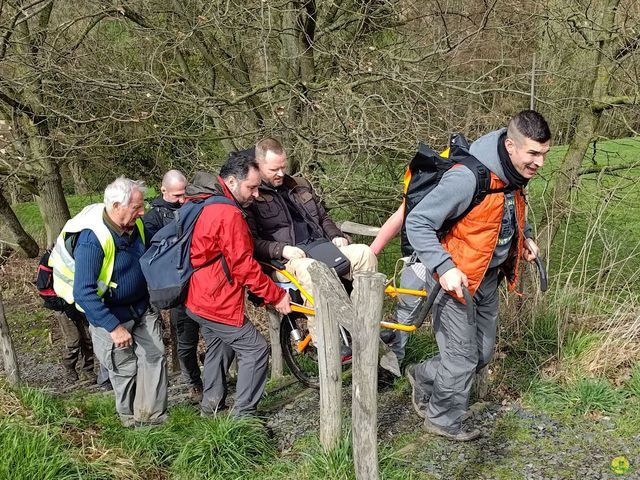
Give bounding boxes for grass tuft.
[525,377,625,416]
[307,434,355,480]
[524,311,559,359]
[561,330,601,360]
[0,419,81,480]
[17,386,68,424]
[170,415,275,480]
[402,327,438,368]
[625,364,640,398]
[565,378,625,415]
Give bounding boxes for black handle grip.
[412,283,475,327]
[461,286,475,325]
[270,259,286,270]
[534,256,548,292]
[412,283,441,329]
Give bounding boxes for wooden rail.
[336,220,381,237]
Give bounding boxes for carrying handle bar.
[534,257,548,292]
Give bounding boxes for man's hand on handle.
[282,245,306,260]
[110,324,133,348]
[274,292,292,315]
[439,268,469,298]
[331,237,349,248]
[523,238,540,262]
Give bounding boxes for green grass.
[8,387,430,480]
[290,431,431,480]
[170,415,275,480]
[9,194,102,245]
[524,310,560,359]
[0,420,85,480]
[4,307,54,354]
[73,396,277,479]
[16,387,67,424]
[561,330,601,360]
[566,378,626,415]
[529,137,640,288]
[491,410,533,443]
[626,364,640,398]
[402,327,438,368]
[525,377,626,416]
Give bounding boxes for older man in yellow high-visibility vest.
[50,176,167,427]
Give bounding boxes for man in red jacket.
[185,153,292,417]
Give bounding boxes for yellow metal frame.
[267,263,426,354]
[384,285,427,297]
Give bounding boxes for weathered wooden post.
[351,271,386,480]
[266,307,284,379]
[309,261,354,451]
[0,289,20,386]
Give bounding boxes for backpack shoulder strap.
[456,156,492,207]
[192,194,235,284]
[203,195,236,208]
[290,175,312,189]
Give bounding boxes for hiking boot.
[405,364,429,419]
[97,380,113,392]
[377,367,397,389]
[189,385,204,404]
[63,367,79,383]
[423,418,481,442]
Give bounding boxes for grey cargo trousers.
[186,309,268,418]
[413,267,501,430]
[89,307,168,426]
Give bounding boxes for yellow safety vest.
[49,203,145,309]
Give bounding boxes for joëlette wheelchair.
[261,257,548,389]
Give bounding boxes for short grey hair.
[104,176,146,210]
[162,169,187,188]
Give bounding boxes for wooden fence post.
[267,307,284,379]
[309,261,354,451]
[0,290,20,386]
[351,271,386,480]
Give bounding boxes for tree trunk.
[35,160,70,247]
[535,0,619,254]
[69,159,90,195]
[537,109,601,252]
[0,188,39,257]
[0,290,20,386]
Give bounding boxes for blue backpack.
[140,195,235,309]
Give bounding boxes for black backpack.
[400,134,514,256]
[36,250,68,311]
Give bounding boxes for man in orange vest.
[404,110,550,441]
